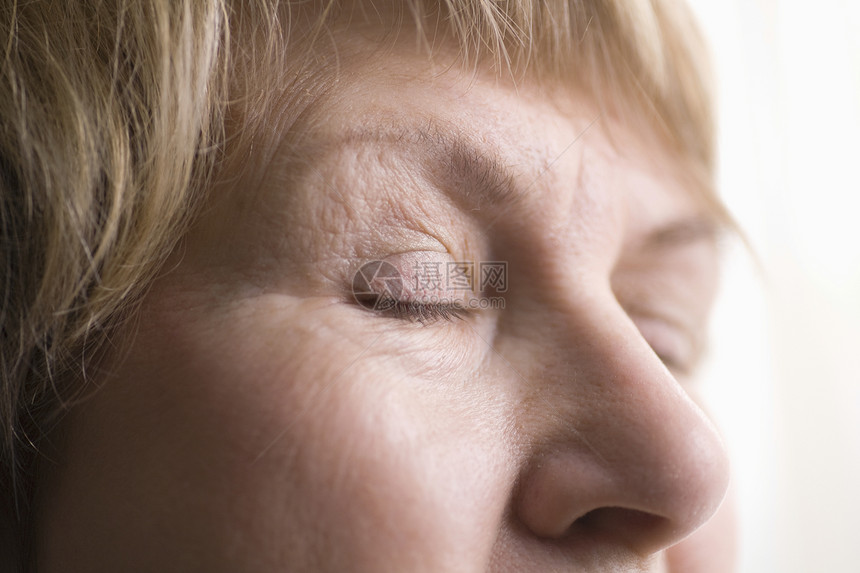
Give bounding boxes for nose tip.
[514,377,731,557]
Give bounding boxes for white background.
[687,0,860,571]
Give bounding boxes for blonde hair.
[0,0,717,564]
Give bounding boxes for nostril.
[570,507,673,555]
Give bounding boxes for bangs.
[418,0,713,173]
[241,0,714,173]
[231,0,718,219]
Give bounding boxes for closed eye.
[351,254,479,325]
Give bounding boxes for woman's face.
[36,36,735,573]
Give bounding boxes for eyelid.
[352,250,482,324]
[631,314,698,374]
[383,251,480,301]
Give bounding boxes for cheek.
[179,297,512,570]
[44,290,511,571]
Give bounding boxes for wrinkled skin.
[34,35,736,573]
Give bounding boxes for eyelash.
[384,300,470,324]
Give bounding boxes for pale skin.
[34,32,736,573]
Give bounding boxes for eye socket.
[632,315,696,375]
[351,254,480,325]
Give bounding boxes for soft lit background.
[687,1,860,571]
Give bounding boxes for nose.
[513,300,730,557]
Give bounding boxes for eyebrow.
[336,122,523,210]
[332,123,720,251]
[641,216,721,252]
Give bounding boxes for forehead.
[230,0,717,190]
[243,42,717,260]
